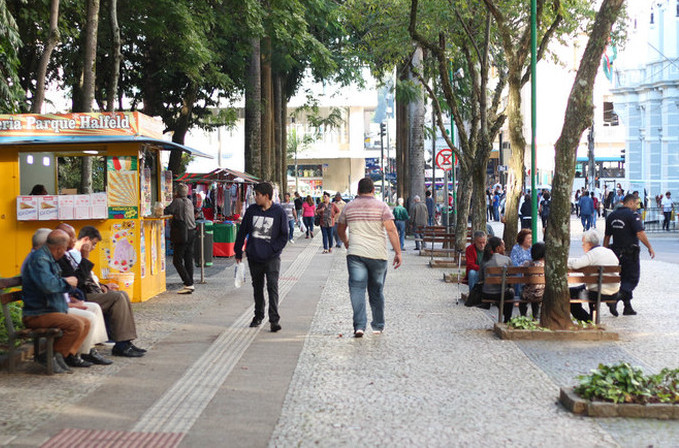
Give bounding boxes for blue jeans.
[581,214,591,231]
[413,232,423,250]
[467,269,479,290]
[288,219,295,241]
[321,226,333,249]
[332,223,341,247]
[347,255,388,332]
[303,216,314,236]
[395,220,406,249]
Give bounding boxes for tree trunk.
[455,163,473,250]
[541,0,625,330]
[245,38,262,177]
[470,155,489,231]
[168,85,198,175]
[260,37,273,181]
[107,0,121,112]
[273,72,283,191]
[408,46,425,206]
[280,88,288,191]
[502,74,526,248]
[80,0,99,112]
[31,0,60,113]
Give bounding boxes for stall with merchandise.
[0,112,212,302]
[174,168,259,257]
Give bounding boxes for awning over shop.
[0,136,213,159]
[175,168,259,184]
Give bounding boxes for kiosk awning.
[0,135,213,159]
[175,168,259,184]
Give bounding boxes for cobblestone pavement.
[2,222,679,447]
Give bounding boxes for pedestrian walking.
[281,192,297,244]
[538,191,551,234]
[316,192,340,253]
[519,193,532,229]
[302,195,315,238]
[578,191,595,231]
[492,188,501,221]
[336,177,402,337]
[235,182,289,332]
[165,183,197,294]
[392,197,409,250]
[293,191,304,228]
[425,190,434,226]
[603,193,655,316]
[661,191,674,231]
[409,195,428,250]
[332,192,346,248]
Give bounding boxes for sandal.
[322,250,328,254]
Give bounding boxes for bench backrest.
[484,265,620,285]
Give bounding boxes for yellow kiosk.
[0,112,212,302]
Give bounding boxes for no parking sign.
[435,149,456,171]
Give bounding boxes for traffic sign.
[435,148,456,171]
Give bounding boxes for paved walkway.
[1,221,679,447]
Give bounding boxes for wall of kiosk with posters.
[0,112,211,302]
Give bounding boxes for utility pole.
[380,122,386,201]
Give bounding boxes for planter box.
[494,323,619,341]
[560,387,679,419]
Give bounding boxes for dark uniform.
[605,206,643,304]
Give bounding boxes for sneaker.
[249,317,262,327]
[289,239,295,244]
[270,322,282,332]
[354,329,364,338]
[372,329,383,335]
[177,285,194,294]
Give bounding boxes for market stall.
[175,168,258,257]
[0,112,212,302]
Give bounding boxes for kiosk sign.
[435,148,456,171]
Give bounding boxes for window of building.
[603,102,619,126]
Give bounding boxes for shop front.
[0,112,212,302]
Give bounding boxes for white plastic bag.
[234,263,246,288]
[299,221,306,233]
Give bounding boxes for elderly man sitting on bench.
[568,230,620,322]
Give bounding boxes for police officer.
[603,193,655,316]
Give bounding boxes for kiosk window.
[57,156,107,193]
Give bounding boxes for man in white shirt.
[568,230,620,321]
[661,191,674,231]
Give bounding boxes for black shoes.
[129,344,147,354]
[36,353,72,374]
[250,317,262,327]
[81,348,113,365]
[270,322,282,332]
[65,354,93,368]
[608,302,619,317]
[112,343,145,358]
[623,304,637,315]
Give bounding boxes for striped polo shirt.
[337,195,394,260]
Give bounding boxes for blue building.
[612,0,679,198]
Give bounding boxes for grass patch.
[506,316,551,331]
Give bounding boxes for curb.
[559,387,679,419]
[493,323,619,341]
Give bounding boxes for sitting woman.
[520,242,545,319]
[479,236,515,323]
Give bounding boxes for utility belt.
[612,244,640,259]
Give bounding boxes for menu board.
[38,196,58,220]
[58,195,75,220]
[74,195,91,219]
[17,196,38,221]
[91,192,108,219]
[107,156,138,219]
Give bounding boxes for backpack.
[540,199,551,219]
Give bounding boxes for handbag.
[170,218,188,244]
[464,282,484,307]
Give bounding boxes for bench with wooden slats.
[1,276,62,375]
[482,265,620,324]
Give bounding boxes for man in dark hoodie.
[235,182,289,332]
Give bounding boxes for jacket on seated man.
[568,229,621,321]
[22,229,91,373]
[57,225,146,358]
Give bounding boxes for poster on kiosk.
[0,112,210,302]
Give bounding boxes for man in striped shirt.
[336,177,402,338]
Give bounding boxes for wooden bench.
[482,265,620,325]
[1,276,62,375]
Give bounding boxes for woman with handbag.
[316,192,340,253]
[165,183,197,294]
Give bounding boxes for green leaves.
[575,362,679,404]
[0,0,23,112]
[507,316,551,331]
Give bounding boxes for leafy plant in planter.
[0,302,24,352]
[507,316,551,331]
[575,362,679,404]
